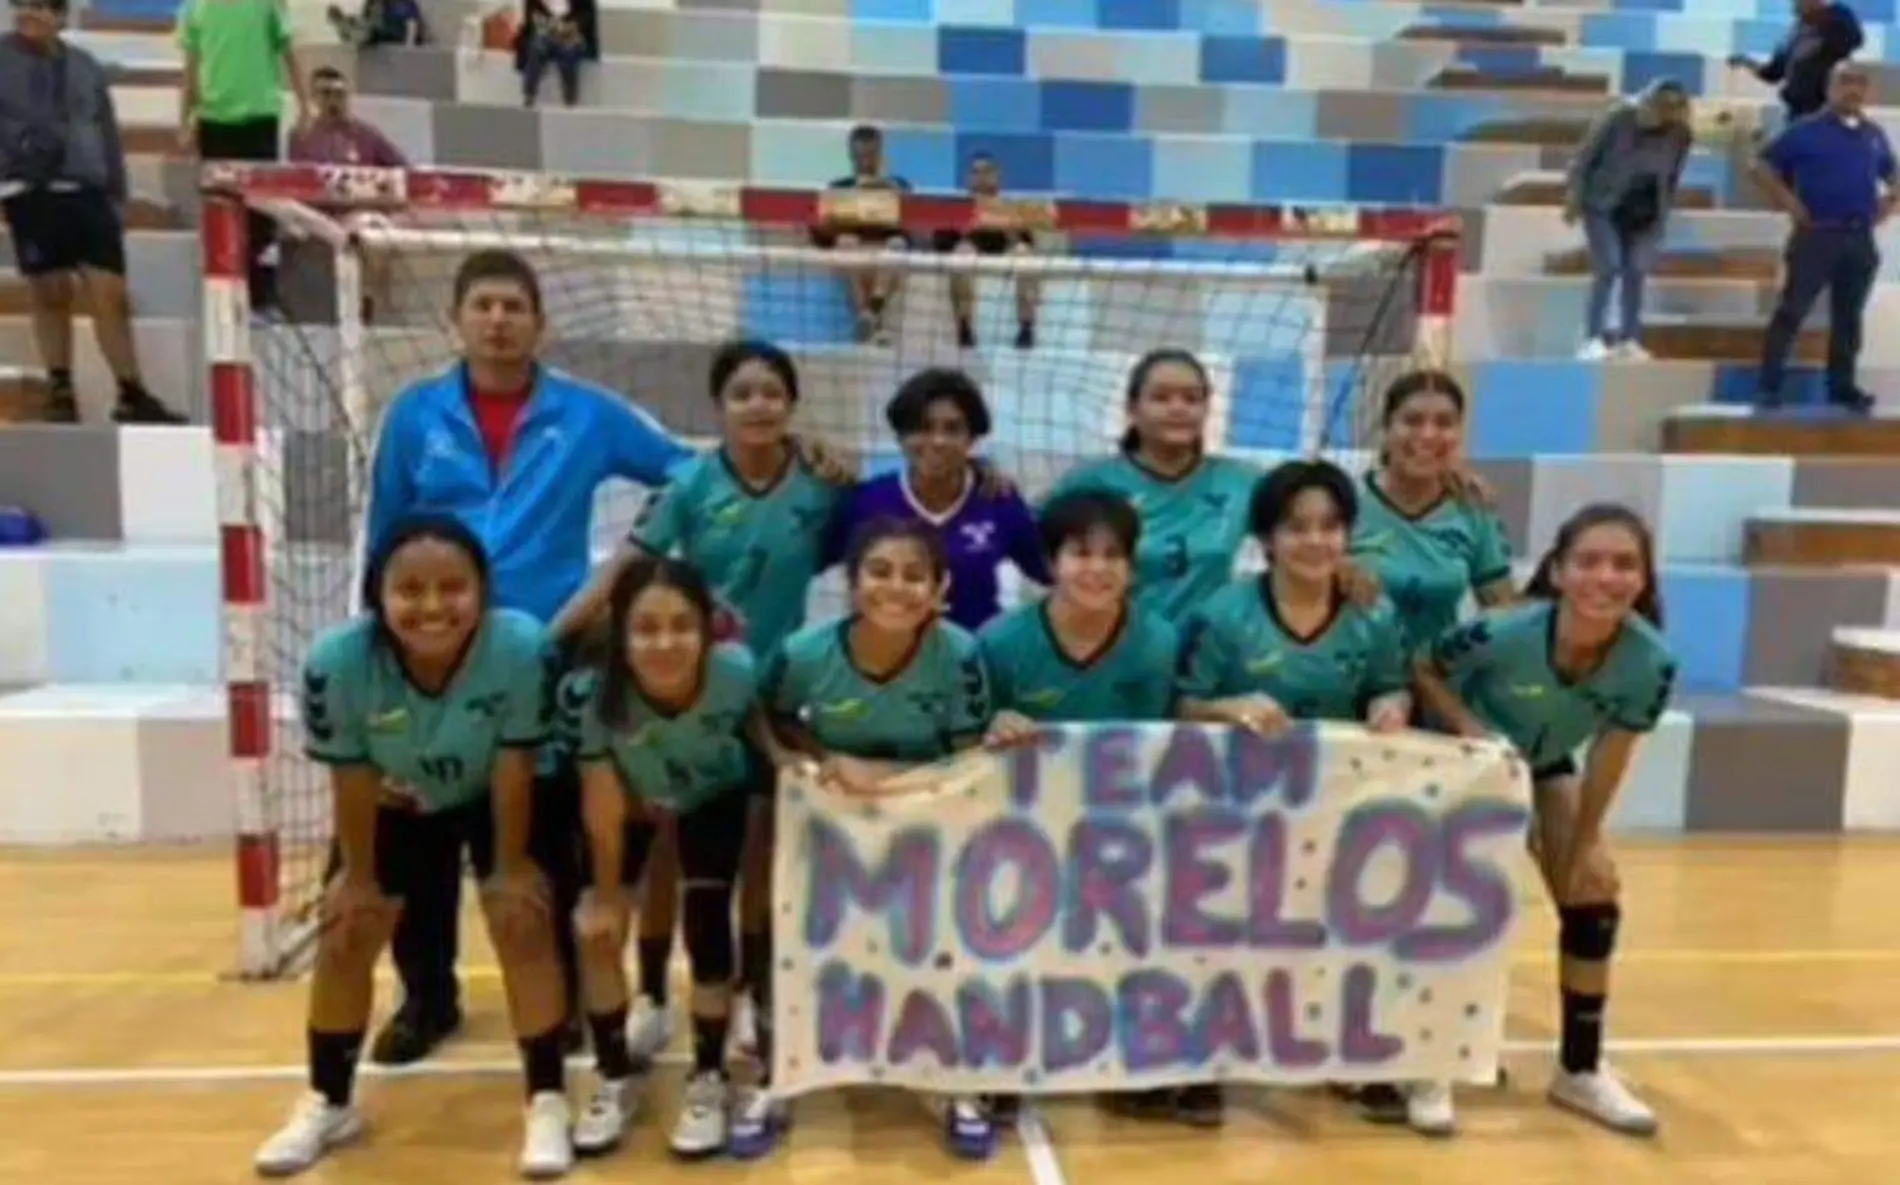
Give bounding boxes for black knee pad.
[1558,902,1621,962]
[681,882,737,986]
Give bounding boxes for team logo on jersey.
[1510,683,1547,699]
[465,692,508,720]
[959,521,997,553]
[1021,688,1064,708]
[1353,530,1393,555]
[817,698,869,719]
[367,707,409,732]
[1245,650,1285,675]
[909,692,948,715]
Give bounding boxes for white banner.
[770,722,1534,1098]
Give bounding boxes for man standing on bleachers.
[1751,61,1893,413]
[0,0,185,424]
[1728,0,1862,121]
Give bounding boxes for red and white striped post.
[203,187,279,978]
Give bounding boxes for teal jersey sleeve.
[1352,475,1517,654]
[303,610,551,812]
[767,620,991,762]
[1046,455,1259,619]
[564,645,757,812]
[301,619,374,765]
[630,451,840,658]
[1432,602,1677,770]
[1178,579,1408,722]
[979,603,1179,722]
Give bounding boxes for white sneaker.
[1615,339,1653,361]
[625,996,675,1070]
[669,1070,731,1158]
[1549,1065,1658,1136]
[1576,338,1612,361]
[518,1091,575,1179]
[727,1083,789,1160]
[571,1077,637,1157]
[254,1091,365,1176]
[1405,1081,1457,1137]
[729,994,759,1061]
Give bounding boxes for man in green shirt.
[175,0,306,307]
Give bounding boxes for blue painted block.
[1228,353,1311,450]
[1623,50,1706,96]
[1345,143,1443,205]
[1706,361,1845,407]
[1152,137,1254,202]
[1013,0,1098,28]
[1658,564,1750,693]
[1178,0,1258,34]
[1467,362,1602,458]
[743,273,856,347]
[1053,134,1153,198]
[1216,89,1313,140]
[1098,0,1180,30]
[1248,140,1349,202]
[848,0,933,21]
[947,77,1042,131]
[954,131,1056,191]
[40,550,221,684]
[1039,81,1135,132]
[936,0,1015,24]
[1069,237,1175,260]
[1614,0,1681,12]
[1733,19,1787,57]
[1421,4,1500,24]
[1453,46,1540,72]
[1406,93,1506,144]
[1580,12,1658,51]
[1200,34,1287,84]
[882,126,958,191]
[939,25,1026,74]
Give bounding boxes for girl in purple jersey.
[827,368,1048,628]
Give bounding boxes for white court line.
[1017,1106,1068,1185]
[5,1034,1900,1089]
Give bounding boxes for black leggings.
[590,791,750,989]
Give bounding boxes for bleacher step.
[1544,247,1777,282]
[0,368,49,423]
[1431,68,1609,95]
[1495,171,1715,210]
[1462,118,1591,146]
[1645,320,1824,363]
[1398,25,1565,47]
[1664,410,1900,457]
[1745,508,1900,567]
[1829,628,1900,699]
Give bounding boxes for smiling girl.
[257,515,572,1179]
[1414,503,1675,1138]
[759,516,998,1160]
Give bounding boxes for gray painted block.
[432,102,544,171]
[0,427,123,541]
[1743,568,1892,687]
[648,119,752,182]
[756,68,854,120]
[1682,693,1849,833]
[1313,90,1408,145]
[851,76,948,127]
[1134,86,1225,135]
[540,109,657,178]
[355,47,457,102]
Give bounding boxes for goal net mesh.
[212,168,1451,976]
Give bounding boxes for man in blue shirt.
[360,249,693,1065]
[1753,61,1895,412]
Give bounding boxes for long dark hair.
[1523,503,1663,627]
[361,513,490,652]
[1117,348,1210,455]
[595,555,717,728]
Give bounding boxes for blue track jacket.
[364,363,692,623]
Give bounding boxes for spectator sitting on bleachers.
[288,66,407,321]
[1563,79,1692,363]
[1728,0,1862,121]
[325,0,425,49]
[932,151,1039,351]
[0,0,185,424]
[813,124,912,345]
[515,0,594,109]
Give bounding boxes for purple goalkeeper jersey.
[827,470,1050,629]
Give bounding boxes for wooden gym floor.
[1,839,1897,1184]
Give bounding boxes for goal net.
[202,164,1458,978]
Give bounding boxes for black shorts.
[809,224,912,250]
[587,788,751,889]
[1532,756,1579,782]
[2,188,126,277]
[743,742,778,802]
[326,796,498,901]
[931,228,1035,255]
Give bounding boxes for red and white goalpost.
[199,163,1459,978]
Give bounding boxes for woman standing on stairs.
[1563,79,1693,362]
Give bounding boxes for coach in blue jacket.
[358,249,694,1065]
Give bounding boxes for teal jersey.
[978,601,1179,722]
[558,643,757,812]
[760,619,992,762]
[1351,473,1514,654]
[1431,601,1677,772]
[1045,453,1260,618]
[301,609,554,812]
[631,449,842,659]
[1176,579,1410,722]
